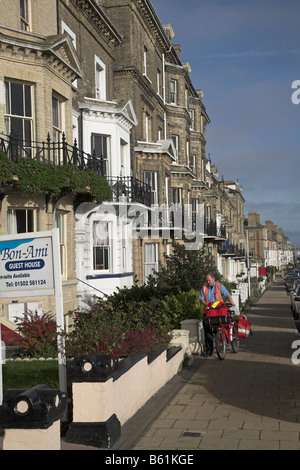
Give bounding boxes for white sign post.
[0,323,3,405]
[0,229,67,416]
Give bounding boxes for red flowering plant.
[15,310,58,358]
[111,329,159,355]
[65,296,171,358]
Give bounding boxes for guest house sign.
[0,231,55,298]
[0,229,67,409]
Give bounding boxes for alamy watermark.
[291,80,300,104]
[94,202,205,250]
[291,340,300,364]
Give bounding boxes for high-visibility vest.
[202,282,222,314]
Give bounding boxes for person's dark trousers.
[203,316,214,354]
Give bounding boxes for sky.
[151,0,300,248]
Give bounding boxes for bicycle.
[205,303,239,360]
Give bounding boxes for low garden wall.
[1,345,185,449]
[70,347,184,427]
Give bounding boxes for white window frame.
[95,56,106,101]
[170,79,177,104]
[158,127,162,141]
[5,80,34,148]
[189,109,195,130]
[52,94,65,165]
[191,198,199,232]
[145,112,151,142]
[92,221,112,272]
[7,208,37,234]
[186,140,190,165]
[143,46,148,76]
[122,223,129,272]
[157,69,161,96]
[144,171,158,205]
[55,210,67,280]
[91,133,110,177]
[144,243,158,281]
[61,21,76,48]
[206,205,211,225]
[189,154,195,170]
[171,134,179,162]
[52,95,63,138]
[120,138,127,176]
[185,88,188,109]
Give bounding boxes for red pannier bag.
[206,301,228,318]
[238,315,252,338]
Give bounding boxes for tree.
[148,242,220,294]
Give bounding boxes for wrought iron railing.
[0,133,151,206]
[204,220,226,239]
[107,176,151,206]
[218,241,248,258]
[0,132,106,172]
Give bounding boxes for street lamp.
[246,229,251,298]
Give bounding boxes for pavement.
[2,280,300,451]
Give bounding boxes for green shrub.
[0,150,15,190]
[0,150,112,204]
[64,297,171,357]
[15,158,112,203]
[148,242,220,294]
[160,289,203,329]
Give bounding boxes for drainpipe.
[246,229,251,298]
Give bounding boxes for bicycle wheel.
[215,328,226,360]
[231,323,240,353]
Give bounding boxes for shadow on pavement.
[184,353,300,424]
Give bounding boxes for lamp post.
[246,229,251,298]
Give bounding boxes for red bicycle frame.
[205,303,239,359]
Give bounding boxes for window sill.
[87,272,134,280]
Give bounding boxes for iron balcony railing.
[107,176,152,206]
[204,220,227,239]
[0,133,152,207]
[218,241,248,258]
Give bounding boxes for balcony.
[0,133,151,207]
[218,243,253,259]
[218,240,247,258]
[107,176,151,206]
[204,220,226,239]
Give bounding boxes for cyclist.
[200,273,235,357]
